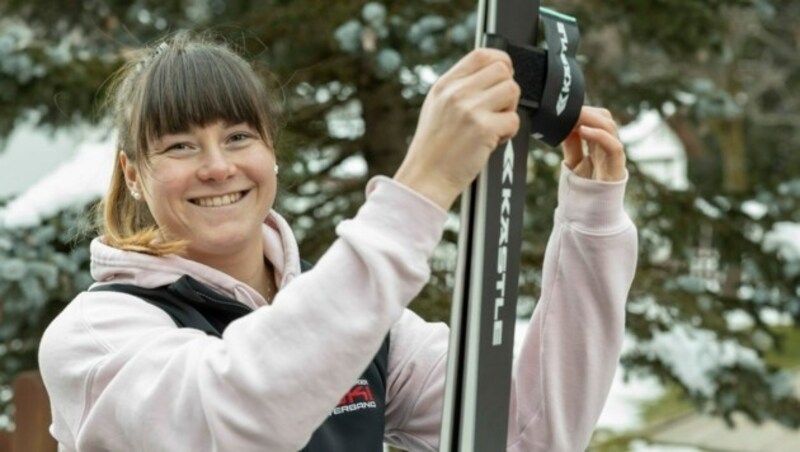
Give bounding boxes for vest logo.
[332,379,377,415]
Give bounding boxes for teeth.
[194,192,243,207]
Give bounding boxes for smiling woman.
[37,29,637,452]
[102,33,277,259]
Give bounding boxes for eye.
[230,133,251,142]
[227,131,255,147]
[166,142,192,152]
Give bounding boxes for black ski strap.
[485,8,584,147]
[529,8,585,146]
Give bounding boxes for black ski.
[440,1,585,450]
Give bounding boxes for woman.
[39,31,637,451]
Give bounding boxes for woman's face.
[122,120,276,262]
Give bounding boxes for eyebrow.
[221,120,250,129]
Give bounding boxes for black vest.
[90,267,389,452]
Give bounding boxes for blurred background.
[0,0,798,450]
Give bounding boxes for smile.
[190,190,248,207]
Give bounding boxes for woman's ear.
[119,151,135,181]
[119,151,142,199]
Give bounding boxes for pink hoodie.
[39,166,637,452]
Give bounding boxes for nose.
[197,146,236,181]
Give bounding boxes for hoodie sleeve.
[38,176,448,452]
[383,163,638,451]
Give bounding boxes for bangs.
[136,44,273,152]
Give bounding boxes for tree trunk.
[359,80,414,180]
[718,117,748,193]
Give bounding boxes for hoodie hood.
[89,210,302,310]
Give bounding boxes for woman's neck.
[185,241,277,304]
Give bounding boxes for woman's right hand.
[394,48,521,210]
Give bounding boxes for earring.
[130,189,141,200]
[274,164,280,175]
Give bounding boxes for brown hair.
[100,31,278,255]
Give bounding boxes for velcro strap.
[484,34,547,111]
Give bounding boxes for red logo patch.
[333,379,377,415]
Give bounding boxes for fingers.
[435,52,517,115]
[576,106,618,136]
[473,78,520,113]
[579,125,626,181]
[437,49,520,143]
[462,60,515,92]
[561,106,626,181]
[440,48,513,84]
[484,110,521,143]
[561,129,584,169]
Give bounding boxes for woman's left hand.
[561,106,626,182]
